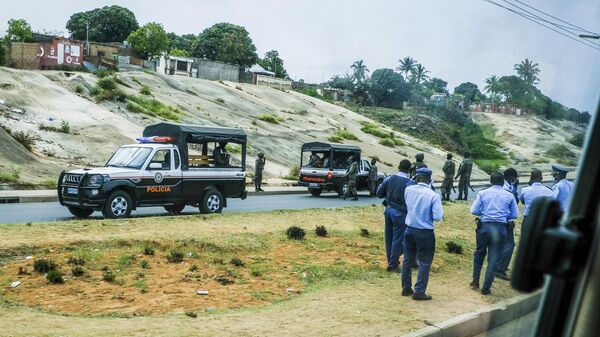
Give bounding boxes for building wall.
[89,44,118,58]
[195,59,239,82]
[256,74,292,90]
[7,42,39,69]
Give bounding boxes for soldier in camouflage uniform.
[409,153,428,179]
[254,152,266,192]
[455,153,473,200]
[441,153,456,201]
[343,156,359,200]
[368,158,379,196]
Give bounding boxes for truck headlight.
[86,174,105,187]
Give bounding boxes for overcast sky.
[1,0,599,112]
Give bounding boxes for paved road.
[0,187,487,225]
[476,311,537,337]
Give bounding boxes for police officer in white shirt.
[551,164,574,213]
[519,168,554,221]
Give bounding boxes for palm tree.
[484,75,499,102]
[514,58,540,86]
[397,57,417,78]
[410,64,429,84]
[351,60,369,84]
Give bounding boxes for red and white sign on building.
[38,38,83,67]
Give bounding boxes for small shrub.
[332,128,359,141]
[143,246,155,255]
[140,260,150,269]
[215,98,225,103]
[126,96,181,121]
[46,269,64,284]
[60,121,71,134]
[569,132,585,147]
[97,77,117,91]
[167,250,184,263]
[315,225,328,237]
[446,241,464,254]
[67,256,85,266]
[185,311,198,318]
[214,275,234,285]
[189,264,198,272]
[95,88,127,102]
[11,131,36,151]
[0,169,20,185]
[546,144,576,159]
[71,266,85,277]
[103,270,115,282]
[283,165,300,180]
[360,228,370,237]
[328,134,344,143]
[286,226,306,240]
[140,85,152,96]
[74,85,84,94]
[257,114,284,124]
[230,257,245,267]
[379,138,396,147]
[95,69,114,78]
[33,259,57,273]
[250,267,264,277]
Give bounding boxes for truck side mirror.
[148,163,162,170]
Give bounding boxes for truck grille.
[64,173,83,185]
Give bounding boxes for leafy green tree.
[495,75,531,104]
[127,22,168,59]
[454,82,483,106]
[484,75,500,102]
[258,50,288,78]
[514,58,540,86]
[410,64,429,85]
[326,74,355,91]
[351,60,369,85]
[167,33,197,56]
[5,18,33,42]
[169,48,190,57]
[66,6,139,42]
[397,56,417,78]
[425,77,448,94]
[193,22,258,67]
[368,68,410,106]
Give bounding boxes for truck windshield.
[106,147,153,169]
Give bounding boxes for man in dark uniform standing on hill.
[409,153,427,178]
[455,153,473,200]
[254,152,266,192]
[441,153,455,201]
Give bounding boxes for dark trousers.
[458,176,470,199]
[254,172,263,189]
[402,226,435,294]
[344,181,357,199]
[496,225,515,273]
[384,207,407,269]
[472,222,506,291]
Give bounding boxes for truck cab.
[58,123,247,219]
[298,142,384,197]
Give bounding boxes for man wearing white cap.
[551,164,574,212]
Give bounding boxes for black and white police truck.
[297,142,385,197]
[58,123,248,219]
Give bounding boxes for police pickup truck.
[298,142,385,197]
[58,123,248,219]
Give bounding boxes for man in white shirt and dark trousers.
[495,167,519,281]
[401,167,443,301]
[551,164,574,213]
[470,172,519,295]
[519,168,554,223]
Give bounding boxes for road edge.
[401,291,541,337]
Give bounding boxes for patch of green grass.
[126,96,181,121]
[286,226,306,240]
[475,158,508,174]
[74,85,84,94]
[546,144,576,160]
[225,143,242,154]
[143,245,155,255]
[140,85,152,96]
[283,165,300,180]
[185,311,197,318]
[67,256,85,266]
[46,269,64,284]
[132,278,148,293]
[103,270,115,282]
[379,138,396,147]
[257,114,284,124]
[230,257,245,267]
[116,254,135,270]
[33,259,57,273]
[293,264,386,285]
[10,131,36,151]
[71,266,85,277]
[97,77,117,91]
[189,264,198,272]
[359,121,389,138]
[0,169,20,185]
[167,250,184,263]
[215,98,225,104]
[140,260,150,269]
[94,69,115,78]
[327,134,344,143]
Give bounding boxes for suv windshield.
[106,147,153,169]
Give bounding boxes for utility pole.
[86,21,90,56]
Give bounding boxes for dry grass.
[0,204,524,336]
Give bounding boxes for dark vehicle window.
[302,150,330,168]
[174,149,180,169]
[148,150,171,170]
[106,147,153,169]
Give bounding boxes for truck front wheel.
[68,206,94,219]
[103,191,133,219]
[200,189,224,214]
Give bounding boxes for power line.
[483,0,600,52]
[510,0,598,35]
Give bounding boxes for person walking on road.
[519,168,554,223]
[377,159,414,272]
[551,164,574,212]
[254,152,266,192]
[455,153,473,200]
[470,172,519,295]
[343,156,359,201]
[441,153,456,201]
[368,158,379,196]
[495,167,519,281]
[401,167,443,301]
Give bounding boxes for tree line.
[0,5,290,78]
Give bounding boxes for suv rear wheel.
[68,206,94,219]
[103,190,133,219]
[200,189,224,214]
[309,188,322,197]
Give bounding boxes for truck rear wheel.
[165,204,186,215]
[309,188,322,197]
[103,191,133,219]
[200,189,224,214]
[68,206,94,219]
[338,182,349,198]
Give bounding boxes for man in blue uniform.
[401,167,443,301]
[470,172,519,295]
[377,159,414,272]
[495,167,519,281]
[519,168,554,221]
[551,164,574,213]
